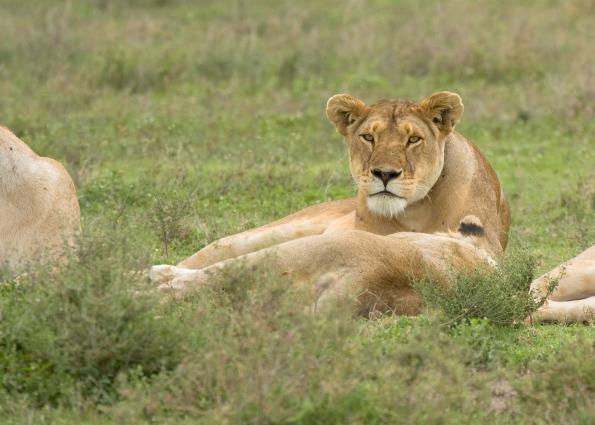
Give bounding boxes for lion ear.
[326,94,367,136]
[420,91,464,133]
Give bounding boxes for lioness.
[152,91,511,309]
[0,126,80,273]
[154,215,495,315]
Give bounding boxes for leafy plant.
[415,249,551,326]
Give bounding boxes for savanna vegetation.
[0,0,593,423]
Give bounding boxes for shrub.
[414,249,547,326]
[0,230,186,407]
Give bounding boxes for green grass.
[0,0,594,424]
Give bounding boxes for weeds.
[108,266,490,425]
[0,230,184,407]
[556,177,595,250]
[415,249,546,326]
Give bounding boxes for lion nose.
[371,168,402,186]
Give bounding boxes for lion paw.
[149,264,177,286]
[150,265,206,299]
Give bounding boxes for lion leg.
[150,264,202,287]
[530,297,595,323]
[309,272,421,317]
[156,246,281,297]
[529,245,595,302]
[177,199,355,269]
[527,245,595,324]
[309,271,357,314]
[156,234,353,297]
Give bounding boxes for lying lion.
[153,215,495,315]
[0,125,80,273]
[151,91,511,310]
[529,245,595,323]
[171,92,510,273]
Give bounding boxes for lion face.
[326,92,464,218]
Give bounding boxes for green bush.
[415,249,548,326]
[0,231,185,407]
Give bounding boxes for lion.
[0,125,80,273]
[151,91,511,311]
[153,215,496,315]
[528,245,595,323]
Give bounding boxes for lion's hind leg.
[528,245,595,324]
[530,296,595,323]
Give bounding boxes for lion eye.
[408,136,422,144]
[361,134,374,143]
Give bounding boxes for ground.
[0,1,593,424]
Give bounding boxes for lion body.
[153,219,495,315]
[152,92,511,314]
[0,126,80,272]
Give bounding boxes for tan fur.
[528,245,595,323]
[153,92,510,311]
[153,216,495,316]
[0,126,80,273]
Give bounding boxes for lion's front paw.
[157,280,188,295]
[151,265,206,299]
[149,264,177,286]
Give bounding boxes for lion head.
[326,92,464,218]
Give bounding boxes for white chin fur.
[366,195,408,218]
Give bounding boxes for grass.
[0,0,594,423]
